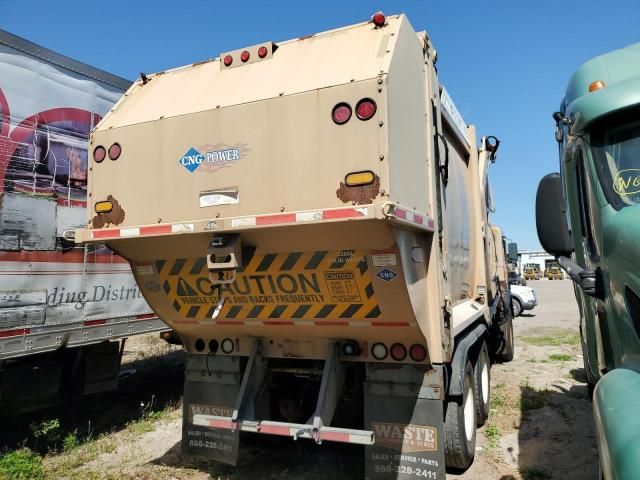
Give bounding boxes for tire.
[512,297,522,317]
[499,315,515,363]
[473,342,491,426]
[444,361,476,471]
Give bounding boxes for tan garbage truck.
[74,12,513,478]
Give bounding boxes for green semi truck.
[536,43,640,479]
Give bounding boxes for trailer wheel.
[473,342,491,426]
[444,361,476,471]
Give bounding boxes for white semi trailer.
[0,29,168,412]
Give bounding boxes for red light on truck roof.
[241,51,250,62]
[588,80,606,93]
[332,102,352,125]
[223,55,233,67]
[356,98,377,121]
[108,143,121,160]
[93,146,106,163]
[390,343,407,361]
[372,12,386,27]
[409,344,427,362]
[258,46,268,58]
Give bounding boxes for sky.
[2,0,639,250]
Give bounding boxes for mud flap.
[364,366,446,480]
[182,354,241,465]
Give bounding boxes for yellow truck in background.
[75,13,514,479]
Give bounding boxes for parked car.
[510,284,537,317]
[508,271,527,286]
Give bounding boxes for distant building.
[517,250,554,274]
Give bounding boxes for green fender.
[594,368,640,480]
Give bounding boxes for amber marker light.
[345,170,375,186]
[94,201,113,213]
[589,80,606,93]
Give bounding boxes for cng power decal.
[155,250,380,321]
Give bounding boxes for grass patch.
[521,330,580,347]
[490,383,506,409]
[520,380,550,411]
[484,423,501,450]
[520,466,552,479]
[0,448,44,480]
[549,353,575,362]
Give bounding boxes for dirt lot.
[0,280,598,479]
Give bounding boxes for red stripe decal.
[93,229,119,239]
[323,208,362,219]
[208,419,236,430]
[135,313,156,320]
[394,208,407,220]
[140,225,172,236]
[263,321,295,326]
[258,424,291,436]
[315,321,349,326]
[319,431,350,443]
[84,319,107,326]
[413,214,424,225]
[256,213,296,226]
[371,321,411,327]
[0,328,30,338]
[215,321,242,325]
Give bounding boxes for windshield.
[591,109,640,209]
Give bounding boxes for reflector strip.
[0,328,30,338]
[84,319,107,326]
[391,207,435,230]
[88,207,368,240]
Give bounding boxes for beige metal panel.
[385,15,429,215]
[99,18,403,130]
[90,81,386,227]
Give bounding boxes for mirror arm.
[556,256,600,298]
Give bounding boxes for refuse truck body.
[77,13,512,479]
[0,29,168,413]
[536,42,640,479]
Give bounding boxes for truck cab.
[536,42,640,479]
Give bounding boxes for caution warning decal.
[156,250,380,321]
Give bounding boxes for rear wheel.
[473,342,491,426]
[444,361,476,471]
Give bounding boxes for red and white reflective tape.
[184,319,415,328]
[392,207,435,230]
[92,223,194,240]
[0,328,31,338]
[231,207,368,228]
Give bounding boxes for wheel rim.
[464,384,474,442]
[481,360,489,405]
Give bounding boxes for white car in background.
[510,284,537,317]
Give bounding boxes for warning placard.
[154,250,380,321]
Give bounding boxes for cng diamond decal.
[376,268,397,282]
[179,147,203,172]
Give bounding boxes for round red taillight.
[372,12,386,27]
[241,51,250,62]
[332,103,352,125]
[223,55,233,66]
[93,146,106,163]
[371,343,388,360]
[356,98,377,121]
[390,343,407,362]
[258,46,268,58]
[108,143,121,160]
[409,344,427,362]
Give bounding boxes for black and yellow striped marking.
[155,250,380,321]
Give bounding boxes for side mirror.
[535,173,573,257]
[507,243,518,263]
